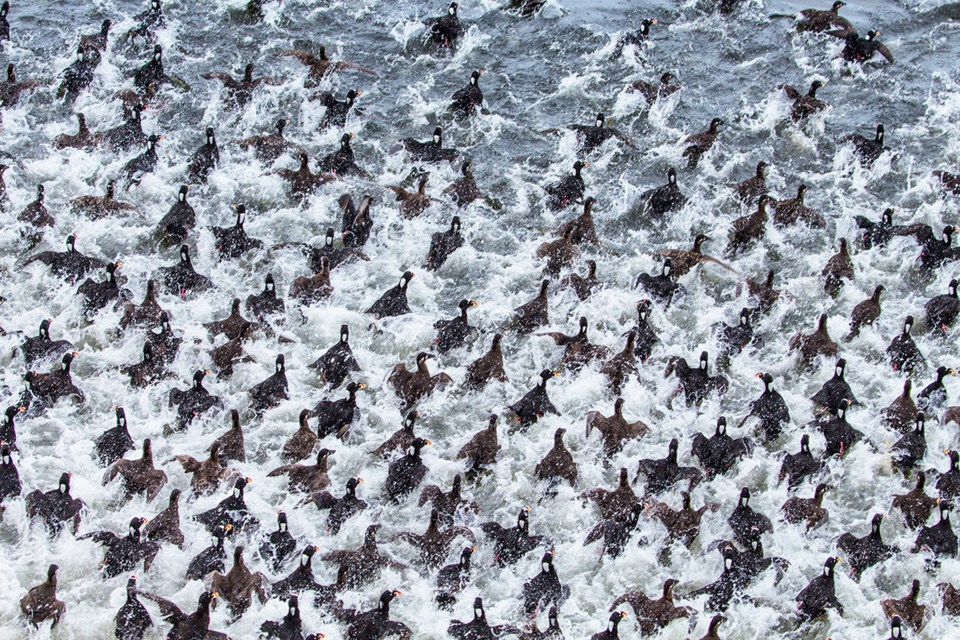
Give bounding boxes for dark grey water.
[1,0,959,638]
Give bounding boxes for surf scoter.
[202,62,276,107]
[26,471,84,535]
[811,358,858,413]
[450,69,483,117]
[772,184,825,227]
[103,438,167,502]
[481,506,545,566]
[509,369,560,427]
[634,438,703,494]
[914,500,956,558]
[436,546,476,610]
[586,398,649,457]
[665,351,728,406]
[307,476,368,534]
[778,434,822,490]
[837,513,897,579]
[168,369,221,432]
[682,118,722,168]
[888,316,925,373]
[23,233,106,281]
[425,2,464,48]
[691,416,751,477]
[727,487,773,547]
[611,579,691,635]
[114,575,152,640]
[142,488,184,548]
[841,30,894,64]
[634,259,680,307]
[893,471,938,529]
[260,511,296,572]
[782,80,826,121]
[279,46,376,85]
[19,564,65,628]
[81,516,160,578]
[457,414,501,471]
[544,160,588,210]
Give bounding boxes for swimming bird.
[388,174,434,218]
[309,324,360,388]
[426,216,465,271]
[456,414,501,470]
[451,69,484,117]
[142,489,184,548]
[796,557,843,620]
[306,476,367,534]
[366,271,414,318]
[589,611,628,640]
[509,369,560,427]
[202,62,276,107]
[727,487,773,547]
[398,508,474,568]
[168,369,221,432]
[384,437,432,503]
[268,448,333,494]
[726,195,771,257]
[436,546,476,610]
[71,180,137,219]
[122,134,161,185]
[656,234,733,277]
[54,113,98,150]
[691,416,751,477]
[631,72,680,103]
[238,118,301,162]
[781,483,829,531]
[882,581,925,632]
[840,30,894,64]
[568,113,636,153]
[926,278,959,332]
[893,471,938,529]
[914,500,956,557]
[823,238,854,296]
[586,398,649,457]
[279,46,376,85]
[772,184,825,227]
[610,579,692,635]
[81,516,160,578]
[186,127,219,183]
[444,161,484,207]
[246,272,286,319]
[544,160,588,210]
[425,2,464,48]
[259,512,296,572]
[514,279,551,333]
[323,524,406,587]
[207,546,268,616]
[848,285,884,337]
[842,124,887,166]
[57,45,96,101]
[683,118,722,168]
[837,513,897,579]
[782,80,827,121]
[26,471,84,535]
[789,313,838,367]
[103,438,167,502]
[27,351,85,407]
[612,18,657,58]
[19,564,65,628]
[665,351,728,406]
[389,352,452,410]
[310,381,365,440]
[114,575,152,640]
[138,591,226,640]
[636,167,687,220]
[167,442,231,496]
[480,506,546,566]
[778,434,822,490]
[0,442,21,503]
[401,126,459,163]
[313,88,363,130]
[818,399,864,456]
[23,233,108,281]
[634,438,703,494]
[789,1,854,33]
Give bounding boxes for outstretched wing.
[138,591,187,625]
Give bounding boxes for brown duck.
[789,313,838,367]
[514,279,550,333]
[276,152,335,200]
[321,524,406,588]
[289,256,333,304]
[535,428,578,487]
[419,474,480,524]
[207,546,269,617]
[600,333,639,393]
[55,113,99,150]
[278,46,376,84]
[582,467,641,521]
[728,162,768,202]
[237,117,302,162]
[120,280,165,330]
[884,379,917,433]
[535,227,580,276]
[848,285,884,338]
[456,414,500,471]
[881,579,926,631]
[143,488,185,547]
[388,352,452,409]
[20,564,65,628]
[823,238,854,296]
[892,471,938,529]
[585,398,649,457]
[268,448,334,493]
[210,409,246,464]
[610,578,693,635]
[646,491,718,547]
[103,438,167,501]
[282,410,319,463]
[557,197,599,245]
[939,582,960,615]
[209,326,255,379]
[203,298,257,340]
[743,269,781,314]
[656,234,734,277]
[167,442,231,496]
[559,260,599,300]
[682,118,722,168]
[71,180,137,219]
[726,195,771,258]
[464,334,507,389]
[397,508,475,567]
[388,175,434,218]
[781,482,829,530]
[772,184,824,227]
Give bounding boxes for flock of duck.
[1,0,960,639]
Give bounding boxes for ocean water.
[0,0,959,638]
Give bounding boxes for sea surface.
[1,0,959,638]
